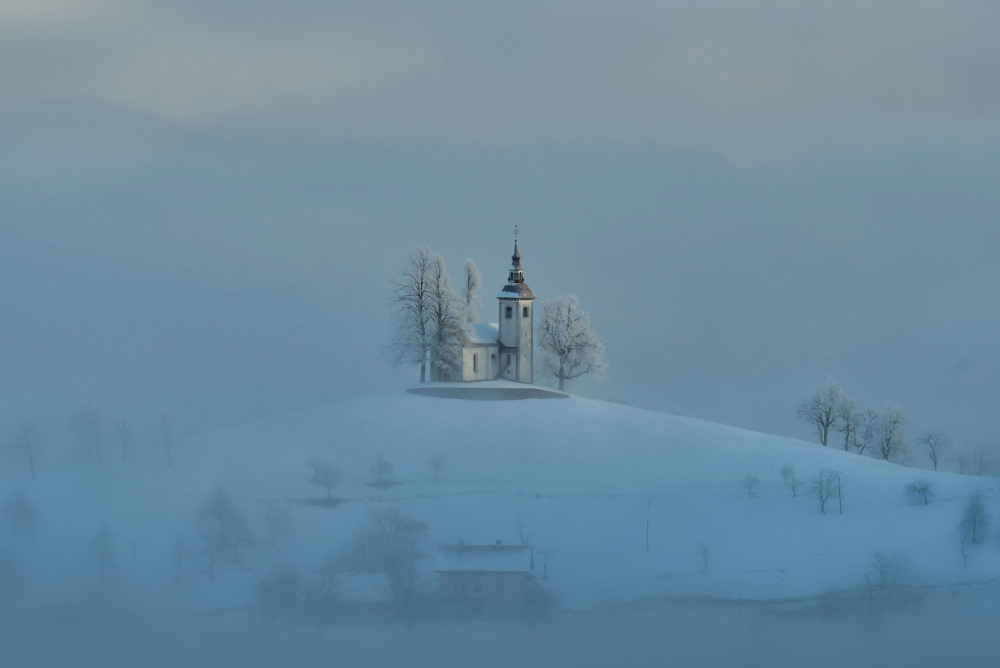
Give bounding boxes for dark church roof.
[498,283,536,299]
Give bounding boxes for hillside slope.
[2,392,997,612]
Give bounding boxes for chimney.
[457,538,465,545]
[496,539,502,545]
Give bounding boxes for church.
[453,241,536,384]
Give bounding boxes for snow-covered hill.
[2,391,998,614]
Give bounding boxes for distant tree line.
[796,378,992,475]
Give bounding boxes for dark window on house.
[475,583,483,593]
[473,353,478,373]
[456,582,467,593]
[495,582,506,593]
[522,306,529,318]
[506,354,511,365]
[505,306,512,318]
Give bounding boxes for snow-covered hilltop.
[2,391,997,615]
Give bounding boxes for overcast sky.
[3,1,1000,448]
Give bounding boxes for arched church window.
[473,354,478,373]
[505,306,512,318]
[522,306,529,318]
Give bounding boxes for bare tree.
[427,253,464,381]
[390,245,435,382]
[171,536,189,586]
[874,404,906,462]
[86,522,116,584]
[698,542,710,571]
[796,378,843,447]
[955,443,993,476]
[116,417,132,463]
[741,474,760,498]
[916,428,950,472]
[862,551,907,617]
[960,533,970,569]
[462,258,482,326]
[779,464,795,488]
[370,455,394,486]
[426,453,446,481]
[811,468,839,515]
[789,476,802,498]
[2,491,38,538]
[540,295,606,391]
[262,502,294,549]
[958,490,989,545]
[834,394,861,452]
[74,400,105,462]
[538,548,555,580]
[160,414,176,466]
[199,486,254,569]
[10,423,42,479]
[309,459,343,499]
[905,479,934,505]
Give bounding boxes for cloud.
[2,1,999,160]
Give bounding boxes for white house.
[455,241,536,383]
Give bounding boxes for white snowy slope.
[2,391,997,611]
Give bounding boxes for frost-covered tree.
[855,407,880,457]
[796,378,843,447]
[309,459,343,499]
[462,259,482,326]
[341,507,428,611]
[905,479,934,505]
[958,490,989,545]
[86,522,116,584]
[539,295,606,391]
[199,486,254,572]
[426,453,446,481]
[2,490,38,538]
[160,414,176,466]
[741,474,760,498]
[370,454,394,486]
[917,428,950,472]
[955,442,993,476]
[779,464,795,488]
[874,404,906,462]
[427,253,464,381]
[811,468,840,515]
[390,245,435,383]
[262,502,294,548]
[834,394,861,452]
[116,417,132,463]
[10,422,42,479]
[74,400,105,462]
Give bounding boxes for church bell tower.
[497,238,536,383]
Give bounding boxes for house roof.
[434,544,533,573]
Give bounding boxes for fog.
[3,2,1000,666]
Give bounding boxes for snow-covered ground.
[2,391,996,617]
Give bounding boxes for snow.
[1,390,998,615]
[466,323,499,344]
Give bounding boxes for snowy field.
[2,391,999,666]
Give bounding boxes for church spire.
[509,240,523,282]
